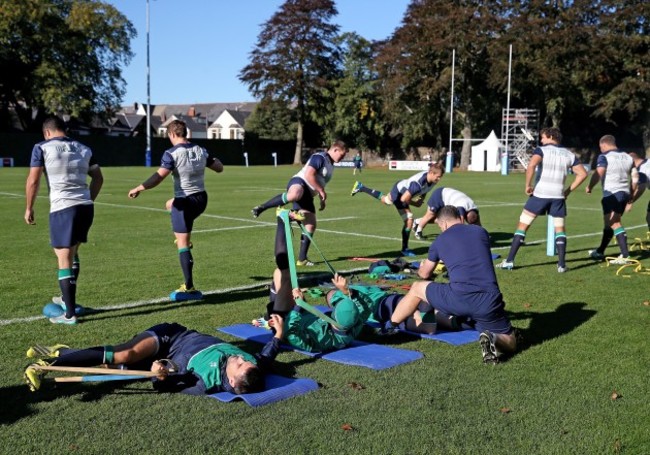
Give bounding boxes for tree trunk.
[293,120,304,165]
[460,125,472,170]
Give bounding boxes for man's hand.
[318,190,327,211]
[128,187,142,198]
[24,209,35,225]
[292,288,304,301]
[332,273,348,294]
[150,360,170,380]
[269,314,284,339]
[525,185,534,195]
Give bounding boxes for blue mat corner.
[209,374,318,407]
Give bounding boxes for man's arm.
[256,314,284,371]
[208,157,224,173]
[24,167,43,225]
[525,154,542,195]
[88,165,103,201]
[128,168,171,198]
[417,258,437,279]
[564,163,587,198]
[302,165,326,210]
[585,167,605,194]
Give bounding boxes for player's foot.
[251,317,271,330]
[557,265,567,273]
[479,331,499,365]
[175,284,201,294]
[24,360,48,391]
[495,260,514,270]
[609,255,635,265]
[252,206,263,218]
[49,314,77,325]
[26,344,69,359]
[376,320,400,336]
[350,181,363,196]
[296,259,315,267]
[276,207,306,222]
[52,295,64,305]
[414,231,423,240]
[401,249,416,257]
[588,249,605,261]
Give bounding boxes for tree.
[239,0,340,164]
[0,0,135,131]
[245,97,298,141]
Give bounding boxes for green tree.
[245,97,297,141]
[239,0,340,164]
[0,0,135,131]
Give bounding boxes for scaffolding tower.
[501,108,539,171]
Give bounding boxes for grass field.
[1,165,648,454]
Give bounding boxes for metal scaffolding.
[501,108,539,171]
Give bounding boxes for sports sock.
[257,192,288,214]
[178,248,194,289]
[51,347,105,367]
[274,218,289,269]
[506,230,526,262]
[58,268,76,319]
[597,227,614,254]
[401,227,411,251]
[298,232,312,261]
[614,227,629,257]
[359,185,382,200]
[555,232,567,267]
[72,255,80,280]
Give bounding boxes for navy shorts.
[601,192,629,215]
[287,177,316,213]
[49,204,94,248]
[523,196,566,218]
[354,161,362,169]
[170,191,208,233]
[388,185,409,210]
[424,282,512,334]
[145,323,189,358]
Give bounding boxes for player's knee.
[553,217,565,229]
[519,212,535,225]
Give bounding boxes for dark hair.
[234,365,264,394]
[437,205,460,221]
[540,127,562,143]
[42,115,66,134]
[167,119,188,138]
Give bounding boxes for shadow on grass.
[509,302,596,354]
[0,381,154,426]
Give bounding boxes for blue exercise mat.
[209,374,319,407]
[217,325,423,370]
[363,319,479,346]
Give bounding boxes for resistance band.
[295,222,338,276]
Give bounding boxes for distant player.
[25,115,104,325]
[251,140,349,266]
[627,152,650,233]
[128,119,224,299]
[586,135,637,263]
[353,152,362,175]
[413,187,480,239]
[496,127,587,273]
[350,162,445,256]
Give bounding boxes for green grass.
[1,165,648,454]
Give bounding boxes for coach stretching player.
[128,119,223,299]
[496,127,587,273]
[586,134,637,264]
[25,115,104,325]
[25,315,284,395]
[383,206,519,364]
[251,140,348,266]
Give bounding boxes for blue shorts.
[287,177,315,213]
[424,282,512,334]
[49,204,94,248]
[388,185,409,210]
[601,192,629,215]
[354,161,362,169]
[523,196,566,218]
[170,191,208,233]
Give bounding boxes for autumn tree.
[239,0,340,164]
[0,0,135,131]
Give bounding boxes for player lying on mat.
[25,316,284,395]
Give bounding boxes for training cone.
[42,303,86,318]
[169,291,203,302]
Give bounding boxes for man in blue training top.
[586,135,637,264]
[351,162,445,256]
[413,186,481,239]
[496,127,587,273]
[25,115,104,325]
[383,205,520,364]
[251,140,348,266]
[24,314,284,395]
[128,120,224,298]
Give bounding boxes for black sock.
[52,347,104,367]
[360,186,382,200]
[614,227,629,257]
[555,232,567,267]
[298,232,311,261]
[598,227,614,253]
[506,231,526,262]
[257,193,287,214]
[179,248,194,288]
[401,227,411,251]
[72,255,80,280]
[58,269,76,318]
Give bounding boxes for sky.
[106,0,412,106]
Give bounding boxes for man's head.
[167,120,188,141]
[540,127,562,145]
[427,161,445,184]
[42,115,66,139]
[328,139,349,163]
[434,205,461,232]
[225,356,264,394]
[599,134,617,152]
[628,151,643,166]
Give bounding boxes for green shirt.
[186,343,257,391]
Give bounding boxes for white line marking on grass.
[193,216,358,233]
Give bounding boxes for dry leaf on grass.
[523,303,532,309]
[611,390,622,401]
[499,407,511,414]
[348,382,365,390]
[643,300,650,307]
[341,423,354,432]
